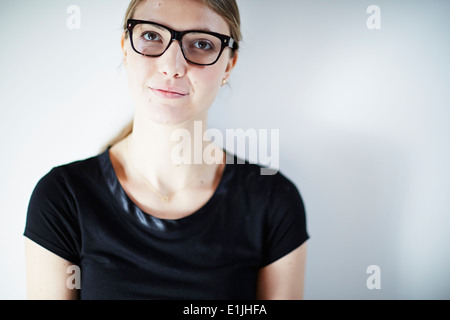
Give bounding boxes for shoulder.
[24,152,104,265]
[227,156,309,267]
[228,154,305,211]
[31,150,107,201]
[55,150,105,178]
[230,154,301,195]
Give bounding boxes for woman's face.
[122,0,238,126]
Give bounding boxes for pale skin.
[25,0,307,299]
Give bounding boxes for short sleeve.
[260,175,309,267]
[24,168,81,264]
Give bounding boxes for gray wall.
[1,0,449,299]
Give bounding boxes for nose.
[157,40,187,79]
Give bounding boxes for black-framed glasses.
[126,19,237,66]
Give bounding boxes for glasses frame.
[126,19,237,66]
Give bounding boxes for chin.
[143,105,195,127]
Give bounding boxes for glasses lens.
[132,23,171,56]
[182,32,223,65]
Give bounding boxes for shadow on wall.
[287,126,412,299]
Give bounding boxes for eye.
[192,40,214,51]
[142,32,161,42]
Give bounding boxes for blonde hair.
[101,0,241,151]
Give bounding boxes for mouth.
[149,87,189,99]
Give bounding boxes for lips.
[149,86,189,99]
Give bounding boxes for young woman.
[24,0,309,300]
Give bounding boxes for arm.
[256,241,307,300]
[25,238,79,300]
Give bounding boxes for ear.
[223,52,238,82]
[121,32,128,67]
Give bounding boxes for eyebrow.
[134,19,217,34]
[149,23,167,32]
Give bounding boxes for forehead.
[133,0,230,34]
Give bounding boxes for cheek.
[126,56,156,98]
[127,55,149,82]
[191,76,220,110]
[191,66,224,101]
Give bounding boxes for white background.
[1,0,449,299]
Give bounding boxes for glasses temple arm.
[228,38,236,49]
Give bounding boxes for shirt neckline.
[98,146,235,235]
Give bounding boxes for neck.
[125,109,224,195]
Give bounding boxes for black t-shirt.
[24,147,309,300]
